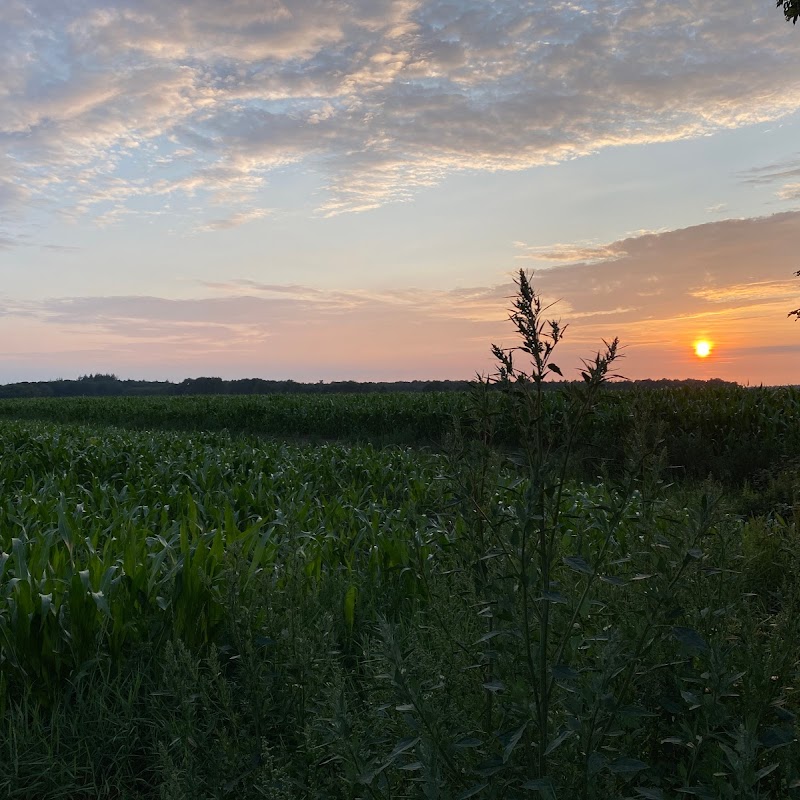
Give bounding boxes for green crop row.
[0,420,453,701]
[0,392,465,444]
[0,384,798,482]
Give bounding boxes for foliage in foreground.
[778,0,800,25]
[0,416,798,798]
[1,273,799,797]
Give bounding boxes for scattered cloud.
[0,178,30,211]
[1,0,799,225]
[777,182,800,201]
[738,156,800,202]
[195,208,272,232]
[739,157,800,186]
[40,244,83,253]
[514,241,626,265]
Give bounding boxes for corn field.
[0,388,799,798]
[0,420,453,698]
[1,385,797,480]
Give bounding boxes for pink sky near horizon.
[2,211,798,386]
[1,1,799,386]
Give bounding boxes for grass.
[0,273,799,798]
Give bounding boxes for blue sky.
[1,0,799,384]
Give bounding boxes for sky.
[1,0,799,386]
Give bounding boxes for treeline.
[0,374,474,398]
[0,373,739,398]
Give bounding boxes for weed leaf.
[671,626,709,654]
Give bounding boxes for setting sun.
[694,340,713,358]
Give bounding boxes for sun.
[694,340,712,358]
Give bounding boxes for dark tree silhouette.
[778,0,799,23]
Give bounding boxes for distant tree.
[181,376,225,394]
[778,0,799,23]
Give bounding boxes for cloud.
[777,182,800,201]
[739,158,800,187]
[194,208,271,232]
[40,243,83,253]
[734,342,800,357]
[519,211,800,321]
[0,178,30,211]
[690,280,797,303]
[0,295,35,316]
[2,210,798,384]
[514,240,627,265]
[7,213,800,341]
[1,0,799,224]
[738,156,800,202]
[31,279,512,337]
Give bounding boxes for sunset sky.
[1,0,799,385]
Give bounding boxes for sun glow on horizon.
[694,339,713,358]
